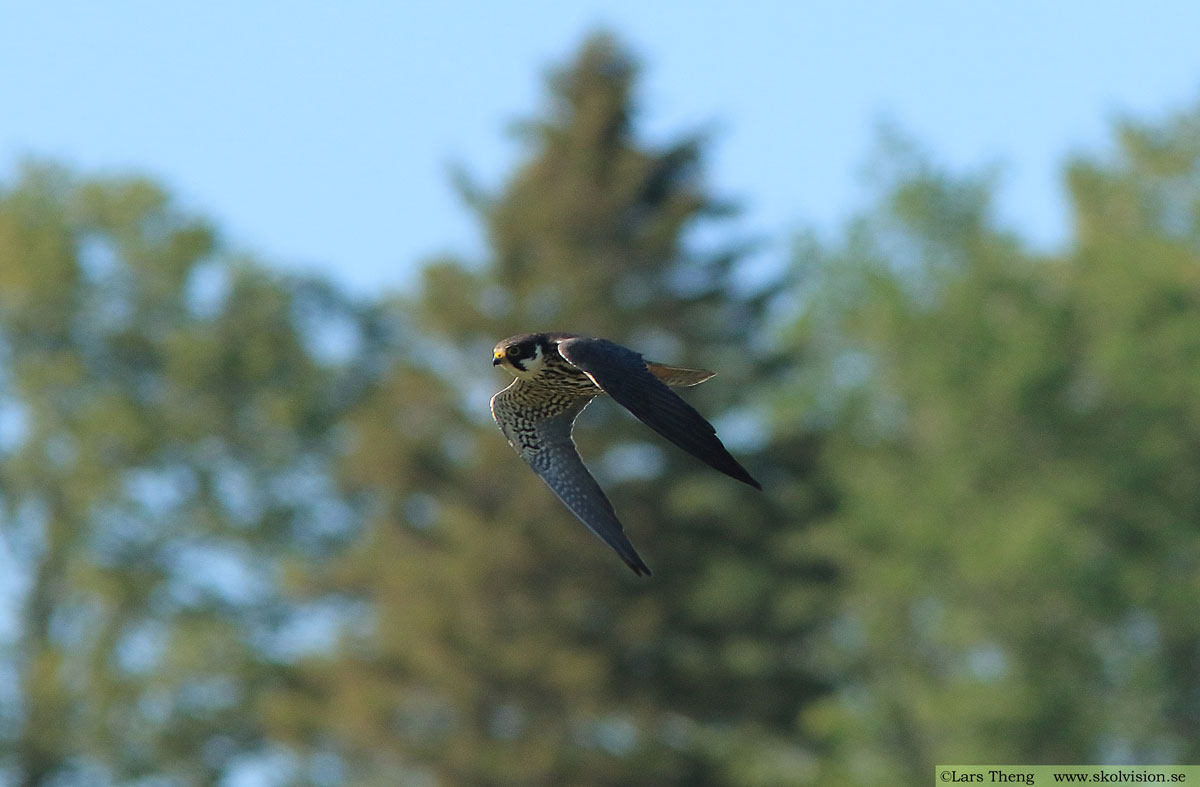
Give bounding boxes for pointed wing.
[557,337,761,490]
[490,380,652,576]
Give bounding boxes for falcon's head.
[492,333,549,379]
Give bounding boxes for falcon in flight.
[490,332,761,576]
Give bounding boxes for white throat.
[510,343,545,380]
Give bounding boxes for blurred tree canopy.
[1,30,1199,787]
[270,33,833,787]
[0,165,385,784]
[785,112,1200,781]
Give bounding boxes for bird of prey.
[490,332,761,576]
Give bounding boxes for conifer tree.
[785,107,1200,781]
[279,33,835,786]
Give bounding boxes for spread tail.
[646,362,715,388]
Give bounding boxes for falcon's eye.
[507,345,522,358]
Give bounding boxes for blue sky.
[3,1,1199,295]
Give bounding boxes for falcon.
[490,332,761,576]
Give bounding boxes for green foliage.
[2,30,1199,787]
[786,107,1200,782]
[277,32,834,787]
[0,163,379,785]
